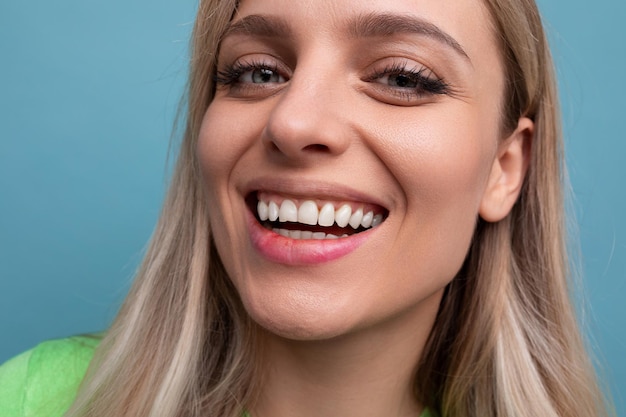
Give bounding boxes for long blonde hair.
[66,0,610,416]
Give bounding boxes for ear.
[479,117,533,223]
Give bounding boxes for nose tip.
[261,80,351,163]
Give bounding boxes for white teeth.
[268,201,279,221]
[318,202,335,227]
[257,200,269,221]
[298,200,319,226]
[279,199,298,222]
[361,211,374,228]
[349,208,363,229]
[334,204,351,228]
[271,228,345,240]
[257,197,385,231]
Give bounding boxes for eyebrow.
[222,13,469,62]
[348,13,470,61]
[222,14,293,39]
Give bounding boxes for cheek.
[375,105,496,212]
[197,104,255,188]
[369,104,498,278]
[196,104,258,267]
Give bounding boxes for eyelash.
[214,59,450,101]
[214,59,283,86]
[364,62,450,99]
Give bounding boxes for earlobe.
[479,117,533,223]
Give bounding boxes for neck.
[251,293,441,417]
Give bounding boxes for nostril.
[302,144,330,152]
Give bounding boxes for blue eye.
[243,68,285,84]
[215,61,287,86]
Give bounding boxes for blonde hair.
[66,0,610,416]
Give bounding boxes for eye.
[364,61,450,105]
[214,58,289,98]
[240,67,286,84]
[378,73,419,89]
[215,59,288,87]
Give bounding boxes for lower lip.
[247,211,372,265]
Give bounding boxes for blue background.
[1,0,624,413]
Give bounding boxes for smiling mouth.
[247,191,388,240]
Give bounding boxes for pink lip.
[247,210,372,265]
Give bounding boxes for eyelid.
[361,58,450,105]
[215,55,291,85]
[214,54,292,100]
[364,58,439,82]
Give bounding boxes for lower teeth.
[272,228,348,240]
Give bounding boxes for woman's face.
[198,0,509,340]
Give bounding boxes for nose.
[262,66,351,164]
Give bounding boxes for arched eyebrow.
[348,13,470,62]
[223,13,470,62]
[222,14,293,39]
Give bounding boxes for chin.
[240,289,358,342]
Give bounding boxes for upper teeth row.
[257,199,383,229]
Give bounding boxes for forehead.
[233,0,498,62]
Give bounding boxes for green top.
[0,336,100,417]
[0,337,435,417]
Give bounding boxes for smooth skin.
[197,0,532,416]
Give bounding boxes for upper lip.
[241,176,391,211]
